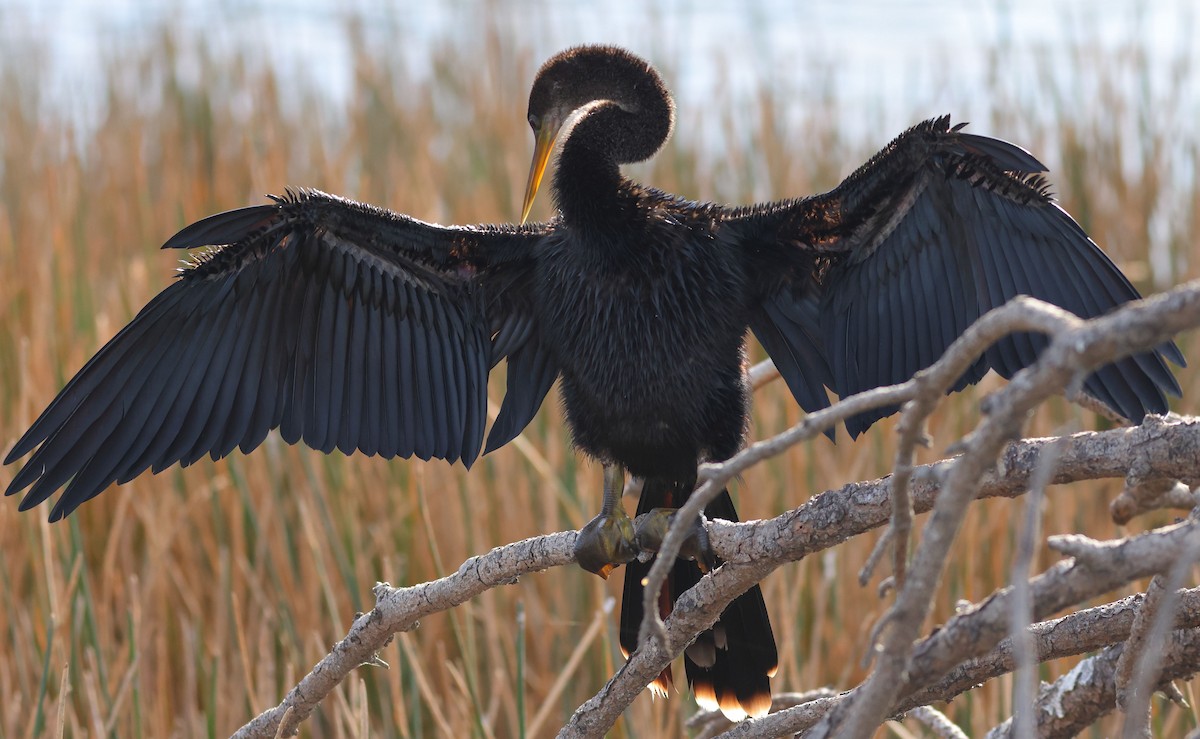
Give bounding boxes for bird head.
[520,45,672,224]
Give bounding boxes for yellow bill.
[520,125,557,224]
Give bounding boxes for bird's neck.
[553,140,624,227]
[552,101,668,228]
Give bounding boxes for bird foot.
[575,508,639,580]
[633,507,715,572]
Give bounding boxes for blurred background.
[1,0,1198,736]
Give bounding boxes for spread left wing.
[735,116,1184,436]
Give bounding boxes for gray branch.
[910,587,1200,711]
[233,282,1200,738]
[809,284,1200,739]
[231,533,576,738]
[986,626,1200,738]
[233,416,1200,739]
[1117,518,1200,737]
[714,521,1200,738]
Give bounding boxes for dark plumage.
[5,45,1184,720]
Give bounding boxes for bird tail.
[619,480,777,719]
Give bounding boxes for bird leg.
[574,463,639,579]
[633,507,715,573]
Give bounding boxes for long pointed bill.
[520,126,557,224]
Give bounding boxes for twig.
[1011,433,1067,736]
[1111,450,1196,524]
[637,377,919,650]
[857,526,893,588]
[907,706,969,739]
[748,358,780,390]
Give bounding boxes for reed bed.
[1,11,1198,738]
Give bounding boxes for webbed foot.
[575,507,638,579]
[574,463,638,579]
[633,507,715,572]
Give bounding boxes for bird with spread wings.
[6,45,1183,719]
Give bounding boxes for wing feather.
[379,300,402,459]
[483,341,559,453]
[396,316,417,458]
[340,297,368,456]
[361,285,384,458]
[757,292,833,412]
[308,279,339,453]
[115,293,229,482]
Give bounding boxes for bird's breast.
[531,232,750,459]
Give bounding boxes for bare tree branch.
[231,413,1200,738]
[689,690,839,739]
[714,520,1200,738]
[748,358,781,390]
[1118,518,1200,737]
[232,281,1200,738]
[899,517,1200,707]
[231,533,575,738]
[986,626,1200,739]
[636,377,921,654]
[637,295,1088,661]
[1116,574,1170,739]
[809,284,1200,739]
[1111,465,1197,524]
[905,587,1200,711]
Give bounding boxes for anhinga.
[4,45,1184,720]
